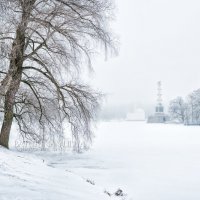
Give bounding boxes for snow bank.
[40,121,200,200]
[2,121,200,200]
[0,147,120,200]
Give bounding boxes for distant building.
[126,108,146,121]
[147,81,169,123]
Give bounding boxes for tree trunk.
[0,29,25,148]
[0,94,15,148]
[0,71,22,148]
[0,29,24,148]
[0,1,35,148]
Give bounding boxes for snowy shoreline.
[1,121,200,200]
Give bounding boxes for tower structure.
[155,81,164,114]
[147,81,169,123]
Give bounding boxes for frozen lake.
[53,121,200,200]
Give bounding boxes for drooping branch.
[0,0,115,151]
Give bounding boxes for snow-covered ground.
[0,147,117,200]
[44,121,200,200]
[1,121,200,199]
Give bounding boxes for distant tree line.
[169,89,200,125]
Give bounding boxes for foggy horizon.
[87,0,200,112]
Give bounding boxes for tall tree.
[0,0,115,150]
[169,97,186,123]
[185,89,200,125]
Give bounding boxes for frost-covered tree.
[0,0,115,150]
[185,89,200,125]
[169,97,186,123]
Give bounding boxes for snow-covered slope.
[2,121,200,200]
[0,147,121,200]
[37,121,200,200]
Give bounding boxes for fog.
[86,0,200,118]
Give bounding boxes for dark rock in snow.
[86,179,95,185]
[115,189,124,196]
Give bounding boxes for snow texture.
[1,121,200,200]
[0,148,121,200]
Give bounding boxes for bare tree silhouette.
[0,0,115,151]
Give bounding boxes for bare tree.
[169,97,186,123]
[0,0,115,151]
[185,89,200,125]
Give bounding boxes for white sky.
[89,0,200,107]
